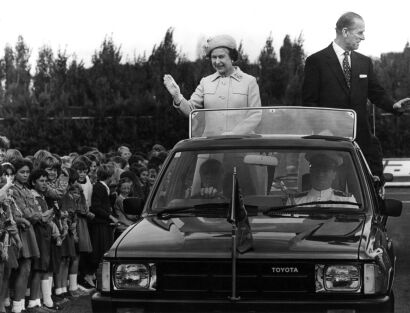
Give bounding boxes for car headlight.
[316,264,360,292]
[114,263,156,290]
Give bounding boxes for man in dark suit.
[303,11,410,179]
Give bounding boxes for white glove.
[393,97,410,113]
[163,74,182,103]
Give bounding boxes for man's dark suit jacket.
[302,43,396,149]
[90,181,112,224]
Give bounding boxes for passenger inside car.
[197,159,225,199]
[290,151,357,206]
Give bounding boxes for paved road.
[64,201,410,313]
[388,200,410,313]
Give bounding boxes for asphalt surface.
[65,201,410,313]
[387,200,410,313]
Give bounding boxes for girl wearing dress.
[9,158,40,313]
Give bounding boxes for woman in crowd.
[163,34,261,136]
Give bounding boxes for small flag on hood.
[227,172,253,253]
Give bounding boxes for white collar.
[307,188,333,198]
[332,41,349,57]
[99,181,110,195]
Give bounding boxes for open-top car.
[92,107,402,313]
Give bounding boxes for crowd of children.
[0,136,168,313]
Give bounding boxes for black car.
[92,107,402,313]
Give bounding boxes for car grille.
[157,260,315,299]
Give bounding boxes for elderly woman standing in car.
[163,34,261,136]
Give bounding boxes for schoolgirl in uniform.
[9,158,40,313]
[0,163,21,313]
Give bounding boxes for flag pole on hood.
[228,166,240,301]
[227,166,254,301]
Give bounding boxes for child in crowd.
[59,181,91,297]
[61,156,72,172]
[89,164,117,277]
[0,163,21,313]
[29,169,61,311]
[9,158,41,313]
[38,156,71,304]
[72,160,93,209]
[117,146,132,170]
[0,136,10,164]
[113,178,135,238]
[82,153,100,185]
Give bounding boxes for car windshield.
[190,107,356,139]
[149,149,363,215]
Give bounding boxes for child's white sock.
[69,274,78,291]
[41,279,54,307]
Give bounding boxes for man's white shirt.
[291,188,357,208]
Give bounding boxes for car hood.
[111,214,365,259]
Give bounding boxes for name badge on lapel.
[359,74,367,78]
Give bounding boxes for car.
[92,107,402,313]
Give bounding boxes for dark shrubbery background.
[1,29,409,156]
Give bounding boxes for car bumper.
[91,292,393,313]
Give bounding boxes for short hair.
[73,155,91,169]
[1,162,15,175]
[39,156,60,170]
[72,160,88,171]
[129,154,145,167]
[11,157,33,172]
[130,164,147,176]
[68,182,83,194]
[336,12,363,34]
[0,136,10,150]
[97,163,115,181]
[133,151,147,159]
[116,178,132,194]
[29,168,49,187]
[85,150,104,164]
[5,149,23,163]
[200,159,223,176]
[118,145,131,153]
[120,170,138,184]
[69,152,80,160]
[111,156,127,169]
[67,167,80,185]
[148,157,161,171]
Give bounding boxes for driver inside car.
[291,151,357,206]
[198,159,225,199]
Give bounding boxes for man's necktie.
[343,51,351,88]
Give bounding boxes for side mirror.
[381,198,402,217]
[123,197,144,216]
[383,173,393,182]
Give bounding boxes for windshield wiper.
[264,200,362,215]
[155,202,230,219]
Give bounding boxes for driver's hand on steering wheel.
[200,186,219,198]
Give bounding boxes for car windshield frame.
[189,107,357,140]
[146,147,368,216]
